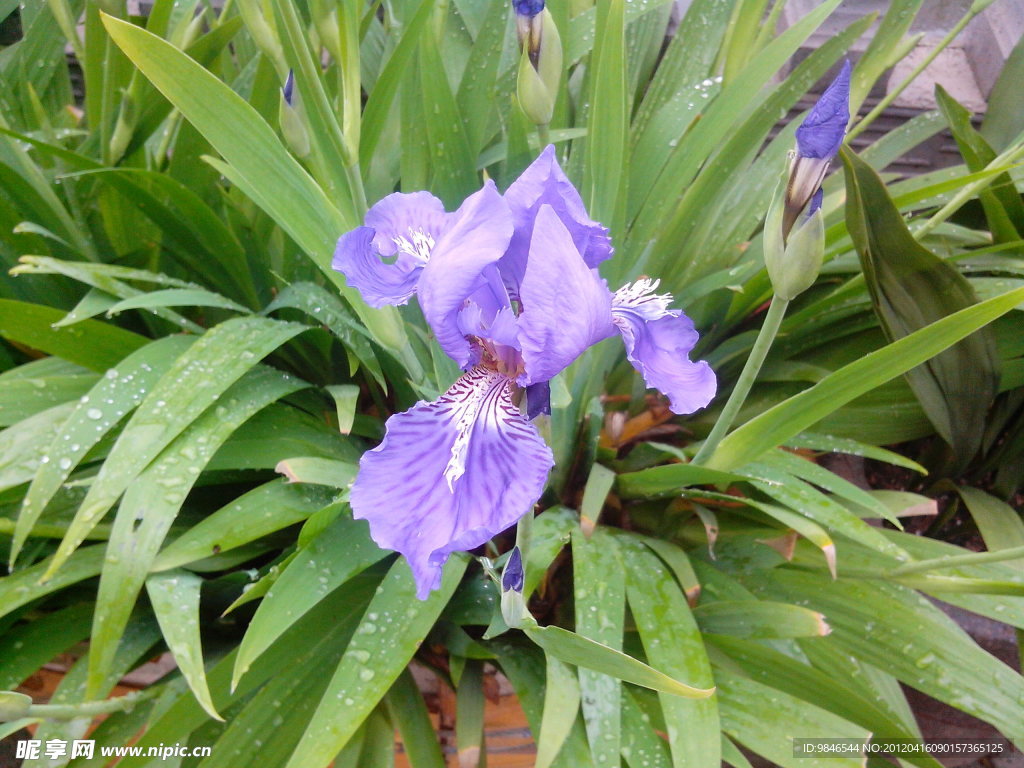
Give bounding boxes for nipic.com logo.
[15,739,212,761]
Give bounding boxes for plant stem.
[692,295,790,465]
[537,123,551,149]
[27,689,157,721]
[888,543,1024,577]
[514,505,534,582]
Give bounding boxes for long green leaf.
[706,285,1024,471]
[282,557,466,768]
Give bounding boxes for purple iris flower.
[333,146,716,598]
[784,60,851,239]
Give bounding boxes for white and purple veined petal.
[417,181,515,369]
[349,366,554,599]
[332,191,449,307]
[611,279,716,415]
[499,145,613,297]
[516,204,616,385]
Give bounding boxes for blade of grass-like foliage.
[23,614,162,767]
[282,557,466,768]
[936,85,1024,240]
[12,335,195,565]
[0,299,147,370]
[0,545,104,623]
[715,669,869,768]
[847,0,922,112]
[0,402,75,493]
[981,34,1024,152]
[572,528,625,768]
[489,639,596,768]
[626,0,839,239]
[739,462,905,557]
[44,316,305,580]
[265,282,387,391]
[456,0,510,155]
[762,570,1024,743]
[0,361,98,427]
[419,33,477,208]
[758,449,902,526]
[0,603,92,690]
[105,288,249,315]
[958,486,1024,554]
[783,433,927,474]
[385,669,447,768]
[109,572,383,768]
[536,654,582,768]
[87,366,306,698]
[146,570,221,720]
[843,146,1000,467]
[232,513,389,688]
[656,14,872,287]
[621,540,718,768]
[694,601,830,639]
[12,256,203,333]
[622,688,672,768]
[707,636,940,768]
[584,0,627,233]
[275,456,358,488]
[705,285,1024,471]
[326,384,360,435]
[636,535,701,605]
[52,289,118,328]
[616,465,743,499]
[359,0,433,168]
[100,14,410,358]
[153,481,333,571]
[455,660,486,767]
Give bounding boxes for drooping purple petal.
[517,205,616,385]
[417,182,514,368]
[612,279,716,414]
[499,145,613,295]
[350,367,554,598]
[332,191,448,308]
[795,60,851,161]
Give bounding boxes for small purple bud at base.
[283,69,295,107]
[513,0,545,17]
[502,546,525,593]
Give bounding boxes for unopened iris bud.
[783,60,850,240]
[515,2,562,127]
[500,546,527,627]
[280,71,310,158]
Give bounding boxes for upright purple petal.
[332,191,448,307]
[418,182,514,368]
[350,367,554,598]
[612,279,716,414]
[795,60,851,161]
[517,205,616,385]
[500,145,613,294]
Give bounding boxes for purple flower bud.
[526,381,551,420]
[513,0,544,17]
[795,60,851,161]
[502,547,525,593]
[282,70,295,107]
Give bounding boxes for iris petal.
[517,205,616,385]
[350,367,554,598]
[418,181,514,368]
[332,191,448,307]
[612,279,716,414]
[795,60,851,161]
[500,145,613,295]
